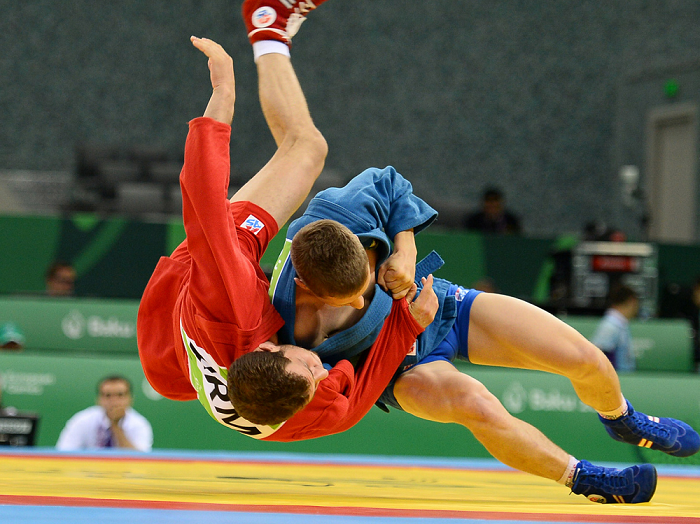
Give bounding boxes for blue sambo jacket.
[268,166,458,368]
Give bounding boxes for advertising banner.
[0,297,138,354]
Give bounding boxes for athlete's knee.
[565,340,613,381]
[395,365,510,427]
[303,127,328,163]
[288,126,328,166]
[394,372,433,407]
[445,382,507,428]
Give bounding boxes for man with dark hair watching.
[464,186,521,234]
[591,285,640,372]
[45,261,76,297]
[56,376,152,451]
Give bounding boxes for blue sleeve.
[288,166,437,240]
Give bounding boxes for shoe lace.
[581,466,630,493]
[630,414,671,441]
[286,12,307,38]
[296,1,316,14]
[281,0,315,14]
[285,0,316,38]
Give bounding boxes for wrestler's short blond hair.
[291,219,369,298]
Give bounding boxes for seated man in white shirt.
[56,375,153,452]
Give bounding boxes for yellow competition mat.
[1,450,699,522]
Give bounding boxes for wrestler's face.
[317,263,371,310]
[257,342,329,396]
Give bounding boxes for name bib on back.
[181,321,284,439]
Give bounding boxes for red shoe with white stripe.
[599,400,700,457]
[242,0,327,45]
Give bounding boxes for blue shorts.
[377,285,482,411]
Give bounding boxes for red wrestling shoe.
[243,0,326,45]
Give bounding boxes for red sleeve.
[181,117,261,325]
[179,118,283,363]
[330,299,423,432]
[265,299,424,441]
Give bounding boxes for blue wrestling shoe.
[599,401,700,457]
[571,460,657,504]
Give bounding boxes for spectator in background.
[591,285,639,373]
[464,187,521,234]
[45,261,76,297]
[56,376,152,451]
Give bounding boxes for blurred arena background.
[2,1,700,238]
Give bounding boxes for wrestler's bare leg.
[393,361,571,481]
[231,53,327,228]
[393,292,625,481]
[467,293,625,413]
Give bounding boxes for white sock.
[598,399,629,420]
[557,455,580,487]
[253,40,290,62]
